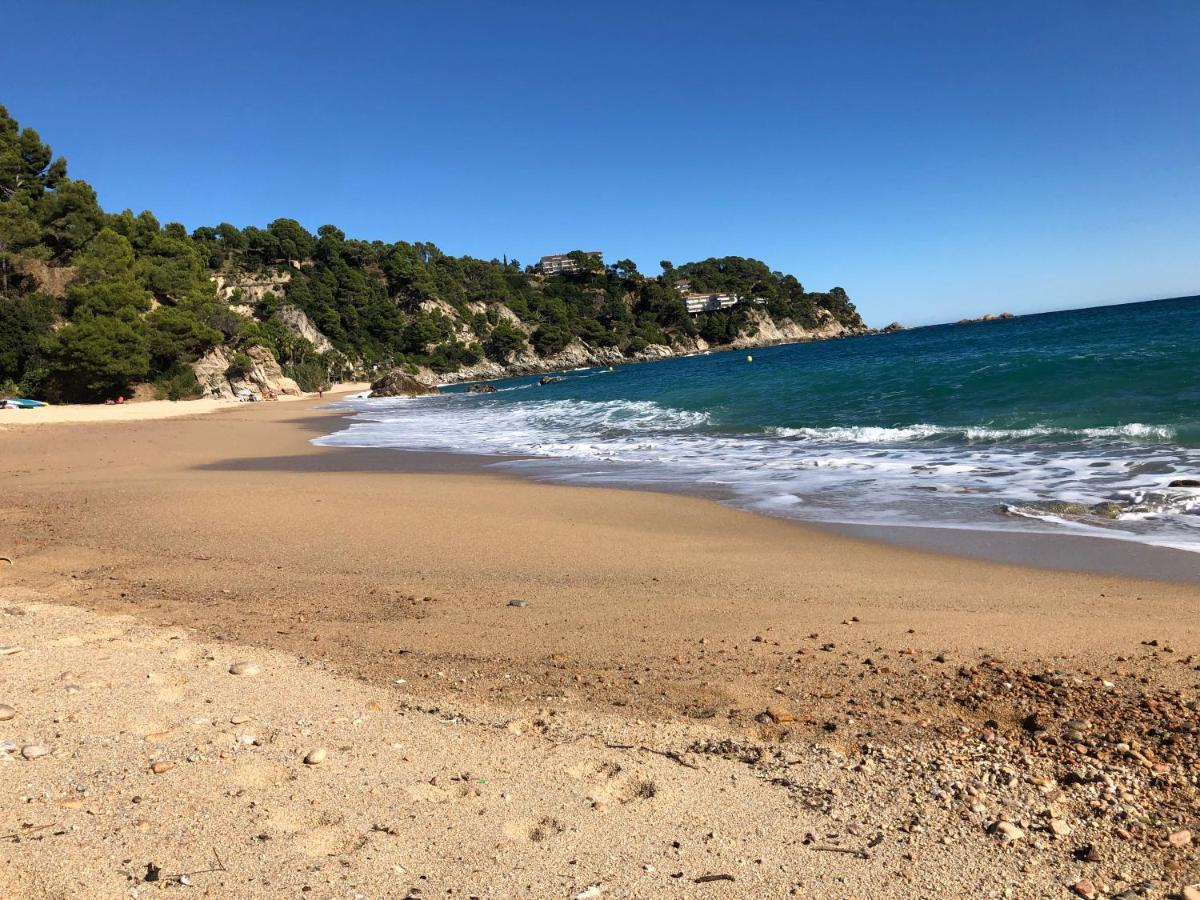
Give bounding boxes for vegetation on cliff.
[0,105,865,402]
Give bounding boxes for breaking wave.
[317,393,1200,552]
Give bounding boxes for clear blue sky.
[4,1,1197,325]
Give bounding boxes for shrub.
[483,322,527,362]
[284,358,329,392]
[225,351,253,378]
[153,365,203,401]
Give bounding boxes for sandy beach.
[1,395,1197,898]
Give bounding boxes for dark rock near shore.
[370,370,441,397]
[1168,479,1199,487]
[539,376,565,385]
[466,384,497,394]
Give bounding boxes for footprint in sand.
[502,816,566,843]
[566,759,622,782]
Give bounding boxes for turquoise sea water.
[318,295,1200,552]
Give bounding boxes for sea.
[316,295,1200,556]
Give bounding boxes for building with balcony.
[539,251,603,275]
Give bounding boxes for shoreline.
[2,396,1198,896]
[300,403,1200,584]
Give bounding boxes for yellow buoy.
[746,354,753,362]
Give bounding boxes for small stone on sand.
[988,821,1024,843]
[1072,878,1097,899]
[303,748,327,766]
[229,661,260,676]
[1168,829,1192,847]
[21,744,50,760]
[765,705,796,724]
[151,760,175,774]
[507,599,529,608]
[0,703,14,721]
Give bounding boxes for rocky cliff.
[374,305,864,390]
[192,345,303,400]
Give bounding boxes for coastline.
[2,397,1198,896]
[305,396,1200,584]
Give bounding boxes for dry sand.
[0,396,1197,898]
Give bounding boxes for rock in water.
[370,370,440,397]
[229,660,260,676]
[303,748,327,766]
[466,383,497,393]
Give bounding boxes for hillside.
[0,105,867,403]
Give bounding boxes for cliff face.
[192,345,303,400]
[376,307,865,389]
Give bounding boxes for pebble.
[0,703,14,721]
[1049,819,1071,838]
[765,705,796,724]
[151,760,175,774]
[988,821,1024,843]
[1181,885,1200,900]
[230,714,251,725]
[1072,878,1097,899]
[303,748,327,766]
[21,744,50,760]
[1168,829,1192,848]
[229,661,260,676]
[507,599,529,608]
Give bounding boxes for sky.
[3,1,1198,326]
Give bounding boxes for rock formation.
[192,345,303,400]
[369,370,441,397]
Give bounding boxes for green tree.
[41,315,150,402]
[66,278,152,319]
[146,306,222,369]
[74,228,136,283]
[36,179,103,259]
[483,321,527,362]
[0,292,56,383]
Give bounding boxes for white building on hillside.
[539,251,603,275]
[683,292,740,314]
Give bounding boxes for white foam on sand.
[315,394,1200,552]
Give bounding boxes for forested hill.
[0,105,867,403]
